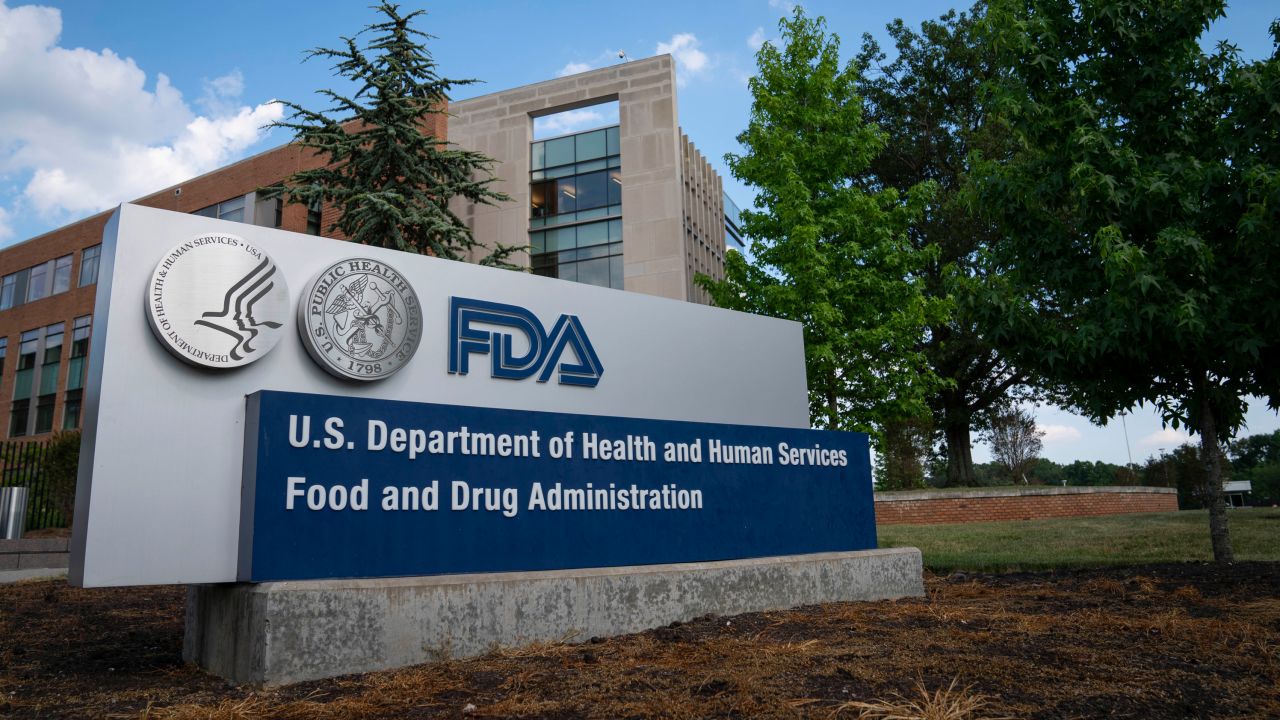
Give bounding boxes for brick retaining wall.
[874,486,1179,525]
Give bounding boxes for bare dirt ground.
[1,563,1277,719]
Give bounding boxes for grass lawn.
[878,506,1280,572]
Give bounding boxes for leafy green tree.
[701,8,945,439]
[985,406,1043,483]
[1027,457,1065,486]
[1142,445,1216,509]
[1228,430,1280,505]
[268,3,516,265]
[855,3,1041,487]
[976,0,1280,561]
[876,414,933,490]
[1062,460,1121,487]
[1228,429,1280,472]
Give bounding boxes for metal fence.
[0,439,66,530]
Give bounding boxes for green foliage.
[43,431,80,527]
[855,3,1042,487]
[701,8,945,439]
[1244,464,1280,506]
[975,0,1280,560]
[1026,457,1065,486]
[1142,444,1215,509]
[268,3,517,266]
[984,406,1043,483]
[875,414,933,490]
[977,0,1280,438]
[1229,429,1280,505]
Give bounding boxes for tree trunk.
[943,403,975,487]
[1199,391,1234,563]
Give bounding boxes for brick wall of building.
[0,111,447,439]
[874,486,1179,525]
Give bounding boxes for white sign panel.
[70,204,809,587]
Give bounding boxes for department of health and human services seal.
[145,234,290,369]
[298,258,423,381]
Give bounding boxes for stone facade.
[874,486,1180,525]
[681,133,726,304]
[449,55,720,302]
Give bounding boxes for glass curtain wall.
[529,126,623,289]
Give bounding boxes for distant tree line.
[883,429,1280,511]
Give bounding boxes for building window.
[529,126,622,229]
[9,329,39,437]
[9,399,29,438]
[530,219,623,289]
[0,273,18,310]
[7,323,66,437]
[530,126,623,290]
[194,195,246,223]
[306,198,323,235]
[63,316,90,430]
[34,394,55,435]
[1,255,75,311]
[0,337,6,377]
[79,245,101,287]
[52,254,73,295]
[724,192,745,250]
[34,322,63,434]
[26,260,49,303]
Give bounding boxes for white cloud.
[656,33,711,85]
[1139,427,1193,449]
[1040,424,1083,444]
[747,27,769,50]
[197,69,246,115]
[557,62,593,77]
[769,0,798,15]
[533,107,616,138]
[0,1,282,231]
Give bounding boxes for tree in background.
[976,0,1280,561]
[1228,430,1280,505]
[700,8,945,439]
[985,407,1043,483]
[855,3,1042,487]
[1142,445,1214,509]
[876,414,933,490]
[268,3,517,265]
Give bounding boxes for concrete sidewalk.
[0,568,67,584]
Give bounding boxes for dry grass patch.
[2,563,1278,718]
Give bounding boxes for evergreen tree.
[268,3,517,266]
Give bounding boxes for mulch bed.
[1,563,1277,718]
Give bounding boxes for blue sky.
[1,0,1277,463]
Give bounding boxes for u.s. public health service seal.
[145,234,289,369]
[298,258,422,381]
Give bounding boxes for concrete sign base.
[183,548,924,686]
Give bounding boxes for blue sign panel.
[239,390,877,582]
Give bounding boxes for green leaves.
[266,3,516,266]
[978,0,1279,448]
[702,8,941,440]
